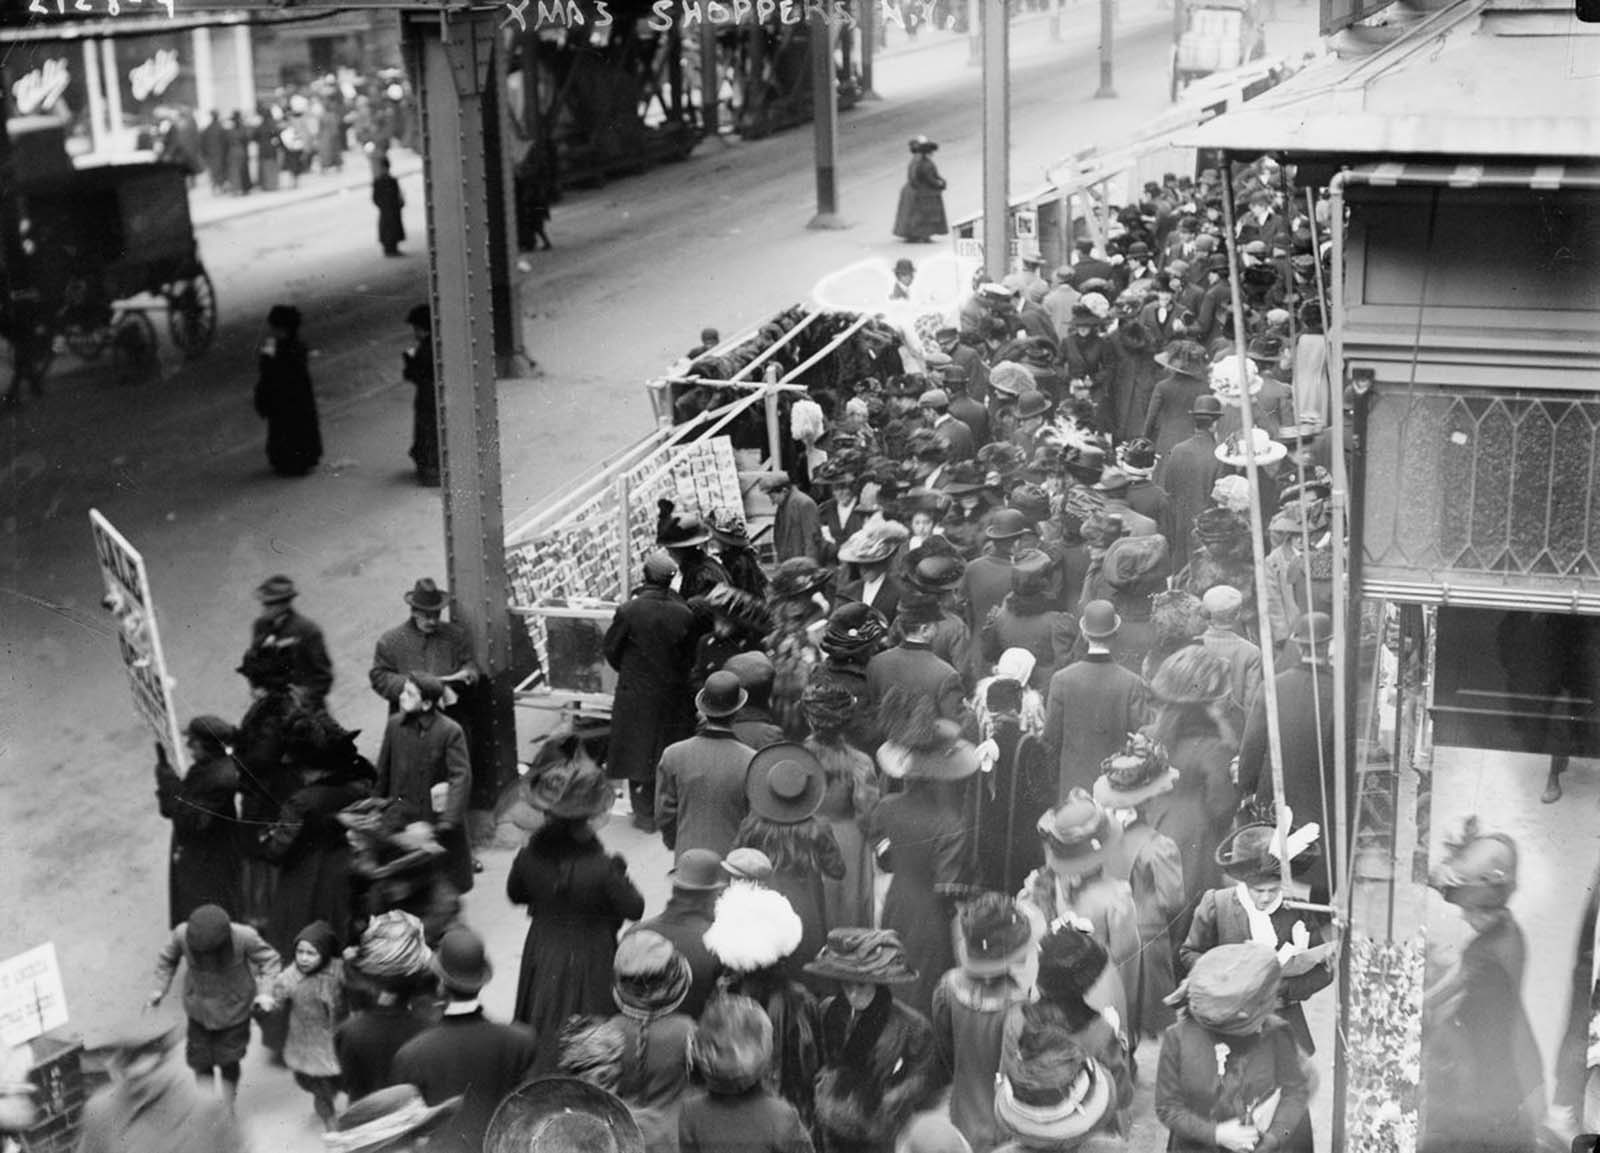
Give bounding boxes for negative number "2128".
[30,0,177,17]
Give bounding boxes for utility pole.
[859,0,879,99]
[807,11,847,229]
[981,0,1010,282]
[700,20,720,139]
[1096,0,1117,98]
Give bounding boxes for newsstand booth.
[1188,0,1600,1146]
[503,306,894,716]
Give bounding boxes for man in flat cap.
[760,471,823,564]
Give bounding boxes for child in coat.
[679,995,814,1153]
[147,903,282,1110]
[930,894,1033,1153]
[267,920,347,1127]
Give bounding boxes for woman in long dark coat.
[234,648,305,934]
[869,696,979,1019]
[603,553,697,829]
[372,157,405,256]
[1141,645,1238,951]
[226,111,252,195]
[254,305,322,477]
[154,716,243,928]
[893,136,948,244]
[261,714,374,956]
[1420,822,1546,1153]
[507,750,645,1073]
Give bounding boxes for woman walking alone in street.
[507,745,645,1073]
[402,303,439,486]
[893,136,948,244]
[372,156,405,256]
[254,304,322,477]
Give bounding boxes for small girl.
[269,920,346,1127]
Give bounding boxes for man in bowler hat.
[392,928,537,1153]
[1044,602,1152,798]
[370,578,480,715]
[243,574,334,709]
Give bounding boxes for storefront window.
[114,33,198,138]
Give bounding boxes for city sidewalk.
[188,150,425,231]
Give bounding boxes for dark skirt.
[514,916,625,1073]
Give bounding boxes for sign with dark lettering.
[89,509,185,770]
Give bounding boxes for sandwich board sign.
[89,509,185,771]
[0,943,68,1047]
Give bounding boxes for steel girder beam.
[405,7,519,808]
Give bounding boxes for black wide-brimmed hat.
[745,743,827,825]
[804,928,919,985]
[1215,821,1321,884]
[769,557,830,600]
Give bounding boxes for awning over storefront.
[1180,0,1600,161]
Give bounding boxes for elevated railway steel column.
[406,8,519,809]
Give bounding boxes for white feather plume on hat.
[703,883,804,974]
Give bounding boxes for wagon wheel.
[166,265,217,359]
[111,310,161,386]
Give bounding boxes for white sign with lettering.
[129,48,180,102]
[0,944,69,1047]
[12,59,70,116]
[89,510,185,770]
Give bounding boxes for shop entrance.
[1432,608,1600,756]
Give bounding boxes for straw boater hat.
[745,743,827,825]
[804,928,919,985]
[994,1008,1114,1145]
[484,1078,642,1153]
[1215,427,1288,468]
[1215,821,1322,885]
[611,931,692,1018]
[326,1084,462,1153]
[1429,818,1517,909]
[1037,789,1123,876]
[703,882,804,974]
[1094,732,1178,809]
[956,892,1034,978]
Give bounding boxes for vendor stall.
[505,305,904,718]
